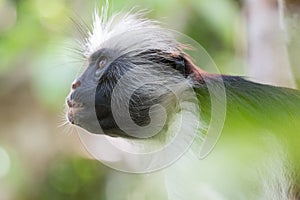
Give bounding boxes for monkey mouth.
[65,98,140,138]
[66,108,76,124]
[65,97,84,125]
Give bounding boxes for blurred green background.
[0,0,299,199]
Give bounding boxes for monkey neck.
[191,71,300,134]
[183,55,300,134]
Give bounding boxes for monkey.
[65,9,300,200]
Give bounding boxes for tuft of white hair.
[83,5,182,58]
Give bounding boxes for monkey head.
[66,12,201,139]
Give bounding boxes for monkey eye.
[95,57,107,77]
[98,57,107,68]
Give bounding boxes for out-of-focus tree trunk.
[244,0,296,88]
[285,0,300,84]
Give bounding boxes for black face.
[94,57,125,132]
[66,48,189,138]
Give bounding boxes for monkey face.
[64,12,201,138]
[66,48,125,136]
[66,46,194,138]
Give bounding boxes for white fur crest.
[83,7,181,58]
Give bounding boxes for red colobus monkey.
[65,6,300,200]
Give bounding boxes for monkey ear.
[172,54,199,78]
[173,55,187,77]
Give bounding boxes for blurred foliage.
[19,156,107,200]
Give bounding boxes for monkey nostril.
[71,80,81,90]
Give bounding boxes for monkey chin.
[65,106,131,138]
[66,106,99,132]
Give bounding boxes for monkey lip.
[67,109,75,124]
[66,97,83,125]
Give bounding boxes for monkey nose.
[71,79,81,90]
